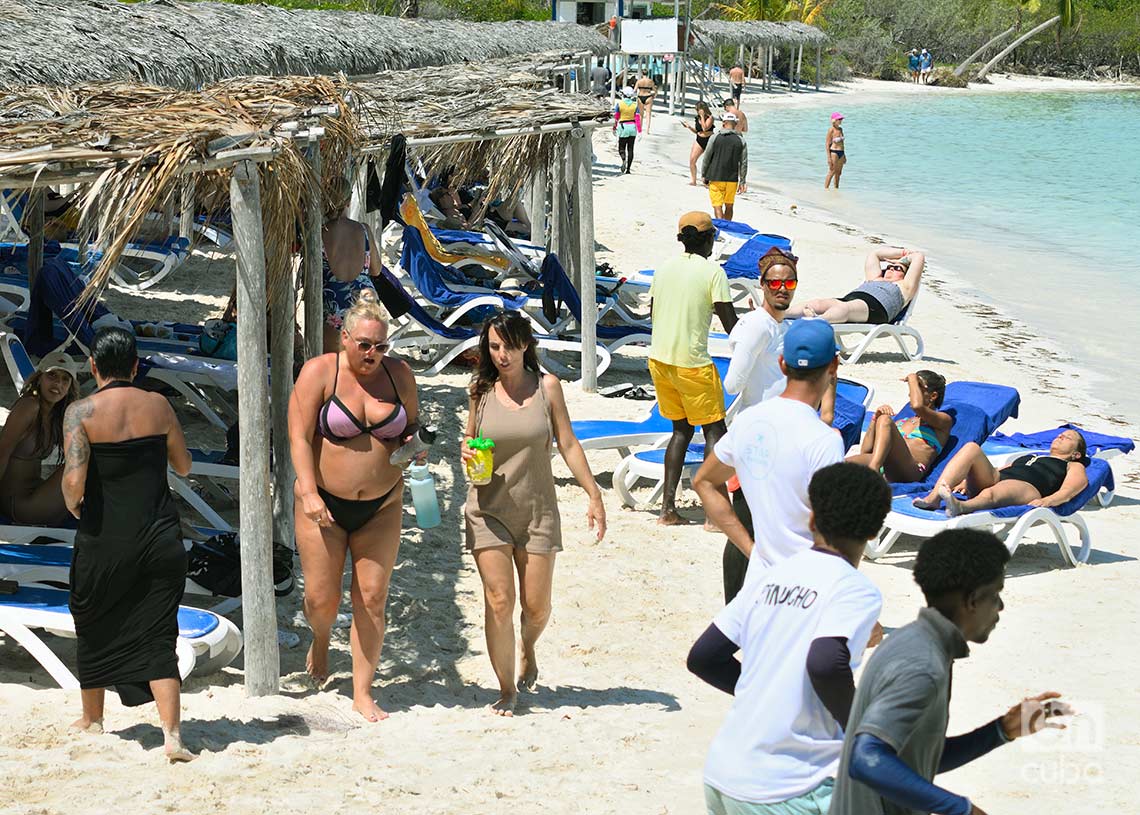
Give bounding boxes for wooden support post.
[549,152,563,259]
[762,45,769,91]
[25,190,44,289]
[228,160,280,697]
[269,246,296,556]
[788,48,794,90]
[163,191,177,237]
[348,161,366,221]
[815,44,822,91]
[179,179,194,242]
[528,167,547,248]
[796,44,804,91]
[303,140,324,360]
[572,130,597,392]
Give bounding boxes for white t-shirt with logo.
[723,308,787,412]
[714,397,846,588]
[704,549,883,804]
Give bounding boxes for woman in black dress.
[62,327,194,761]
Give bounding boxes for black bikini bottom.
[839,290,891,325]
[318,482,401,534]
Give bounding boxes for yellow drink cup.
[466,437,495,485]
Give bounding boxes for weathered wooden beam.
[303,140,324,360]
[228,159,280,697]
[572,130,597,393]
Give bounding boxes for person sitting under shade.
[913,429,1090,515]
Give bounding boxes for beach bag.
[187,532,296,598]
[198,319,238,360]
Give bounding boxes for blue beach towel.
[399,227,526,313]
[985,425,1135,457]
[540,254,649,341]
[888,381,1021,497]
[722,233,795,279]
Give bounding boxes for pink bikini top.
[318,357,407,443]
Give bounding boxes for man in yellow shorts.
[701,113,748,221]
[649,212,739,525]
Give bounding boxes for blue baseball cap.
[783,319,838,369]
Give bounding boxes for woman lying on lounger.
[786,247,924,325]
[0,352,79,524]
[848,370,952,482]
[913,429,1090,515]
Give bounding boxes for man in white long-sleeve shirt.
[720,247,798,602]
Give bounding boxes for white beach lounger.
[0,584,242,686]
[830,284,925,365]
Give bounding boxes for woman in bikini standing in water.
[848,370,953,482]
[824,112,846,189]
[683,102,716,186]
[289,289,420,722]
[462,312,606,716]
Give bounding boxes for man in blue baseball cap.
[694,318,844,600]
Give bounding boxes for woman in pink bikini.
[289,288,420,722]
[848,370,953,482]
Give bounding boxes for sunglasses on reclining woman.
[761,278,798,292]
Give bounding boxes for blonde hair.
[342,287,389,335]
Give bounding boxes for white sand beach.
[1,77,1138,815]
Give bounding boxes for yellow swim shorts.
[648,359,726,426]
[708,181,738,207]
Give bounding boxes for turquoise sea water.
[743,89,1140,419]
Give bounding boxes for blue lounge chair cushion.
[635,443,708,468]
[712,219,758,238]
[400,227,526,312]
[0,543,72,566]
[0,585,219,638]
[984,425,1135,458]
[722,233,796,280]
[540,254,649,340]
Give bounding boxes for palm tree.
[975,0,1076,80]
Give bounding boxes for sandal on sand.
[625,385,656,401]
[599,383,634,398]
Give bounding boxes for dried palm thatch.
[0,0,613,89]
[693,20,827,48]
[0,59,608,304]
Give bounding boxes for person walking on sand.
[719,247,799,600]
[63,327,195,762]
[463,311,606,716]
[649,212,738,526]
[289,289,422,723]
[689,463,892,815]
[702,114,748,221]
[612,87,642,174]
[636,71,658,133]
[908,49,921,83]
[693,319,844,597]
[729,63,746,106]
[825,113,846,189]
[920,48,934,84]
[721,98,748,134]
[830,529,1073,815]
[683,102,717,186]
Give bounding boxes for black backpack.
[187,532,295,598]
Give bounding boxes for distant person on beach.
[649,211,738,526]
[693,319,844,600]
[636,71,658,133]
[908,49,921,83]
[920,48,934,83]
[590,63,611,97]
[848,371,953,482]
[729,63,746,105]
[702,114,749,221]
[683,102,717,186]
[613,87,642,175]
[829,529,1072,815]
[787,246,925,326]
[289,289,421,723]
[322,175,380,353]
[689,463,891,815]
[0,352,79,524]
[720,248,799,599]
[462,311,606,716]
[64,327,195,762]
[913,429,1090,515]
[825,112,846,189]
[721,98,748,134]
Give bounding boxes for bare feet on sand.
[658,508,690,526]
[489,692,517,717]
[352,697,390,723]
[517,649,539,693]
[164,730,196,763]
[70,717,103,733]
[306,637,330,685]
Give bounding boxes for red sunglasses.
[761,278,798,292]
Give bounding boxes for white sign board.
[621,18,679,55]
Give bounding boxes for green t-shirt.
[649,253,732,368]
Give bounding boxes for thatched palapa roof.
[693,20,826,48]
[0,0,613,89]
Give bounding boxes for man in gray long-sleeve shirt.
[702,113,748,221]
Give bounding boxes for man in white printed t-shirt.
[720,246,798,602]
[694,318,845,596]
[687,463,892,815]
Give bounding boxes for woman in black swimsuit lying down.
[912,429,1089,516]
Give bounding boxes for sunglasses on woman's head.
[349,335,390,353]
[761,278,798,292]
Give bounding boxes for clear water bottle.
[390,425,438,467]
[407,463,441,529]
